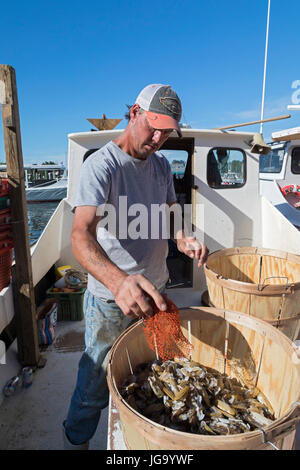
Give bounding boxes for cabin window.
[207,147,246,188]
[291,147,300,174]
[259,147,285,173]
[161,149,189,207]
[160,138,194,289]
[162,150,188,179]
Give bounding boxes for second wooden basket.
[204,247,300,341]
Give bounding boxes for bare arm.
[71,206,125,292]
[71,206,166,318]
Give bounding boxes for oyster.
[120,358,275,436]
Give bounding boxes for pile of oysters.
[120,357,275,435]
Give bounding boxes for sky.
[0,0,299,164]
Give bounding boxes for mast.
[260,0,271,135]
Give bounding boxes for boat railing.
[27,179,58,189]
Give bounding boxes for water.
[27,202,59,245]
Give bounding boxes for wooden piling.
[0,64,40,366]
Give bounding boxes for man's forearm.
[71,229,127,296]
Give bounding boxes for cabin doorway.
[160,137,194,289]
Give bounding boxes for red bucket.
[0,229,13,245]
[0,209,12,234]
[0,179,9,197]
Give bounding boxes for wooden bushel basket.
[107,307,300,450]
[204,247,300,341]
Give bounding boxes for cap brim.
[145,111,182,138]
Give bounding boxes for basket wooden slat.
[107,307,300,450]
[204,247,300,341]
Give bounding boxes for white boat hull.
[26,179,67,203]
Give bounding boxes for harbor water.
[27,202,59,245]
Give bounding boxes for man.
[63,84,208,449]
[216,148,229,174]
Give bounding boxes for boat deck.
[0,320,108,450]
[0,317,299,450]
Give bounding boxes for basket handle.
[258,276,293,292]
[258,407,300,450]
[258,429,280,450]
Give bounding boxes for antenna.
[260,0,271,135]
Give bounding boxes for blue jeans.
[64,289,133,445]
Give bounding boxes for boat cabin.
[259,127,300,228]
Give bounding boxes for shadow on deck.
[0,320,108,450]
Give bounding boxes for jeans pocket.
[84,292,131,364]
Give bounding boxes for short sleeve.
[74,151,111,209]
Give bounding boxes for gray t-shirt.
[74,140,176,299]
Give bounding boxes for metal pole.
[260,0,271,135]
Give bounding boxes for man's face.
[131,108,173,160]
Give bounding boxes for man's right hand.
[114,274,167,319]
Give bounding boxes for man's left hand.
[176,237,209,267]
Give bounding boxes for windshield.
[259,148,285,173]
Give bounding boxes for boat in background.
[0,163,67,203]
[259,126,300,228]
[25,173,67,203]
